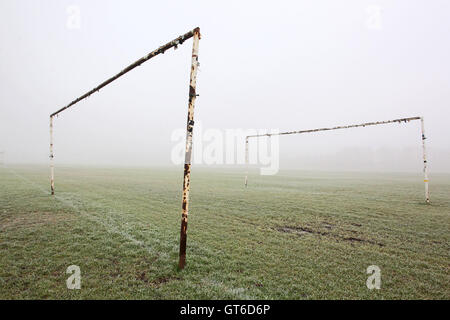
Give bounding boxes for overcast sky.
[0,0,449,172]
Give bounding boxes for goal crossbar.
[49,27,201,269]
[50,29,198,117]
[244,116,430,203]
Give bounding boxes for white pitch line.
[4,167,255,297]
[5,167,165,258]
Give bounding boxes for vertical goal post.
[49,27,201,269]
[244,116,430,204]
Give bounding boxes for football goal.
[244,116,430,203]
[49,27,201,269]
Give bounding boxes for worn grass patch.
[275,224,384,247]
[0,211,73,232]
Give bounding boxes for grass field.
[0,165,449,299]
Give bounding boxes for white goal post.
[49,28,201,269]
[244,116,430,203]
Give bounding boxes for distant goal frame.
[244,116,430,203]
[49,28,201,269]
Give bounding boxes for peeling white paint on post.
[178,27,200,270]
[244,116,430,203]
[49,29,199,195]
[420,117,430,203]
[50,116,55,195]
[47,28,202,267]
[244,137,249,187]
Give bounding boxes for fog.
[0,0,449,172]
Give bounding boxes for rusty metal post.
[244,137,249,187]
[178,27,200,270]
[50,116,55,195]
[420,117,430,203]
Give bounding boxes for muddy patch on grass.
[277,226,315,236]
[136,271,181,288]
[343,237,383,246]
[322,223,335,230]
[137,271,148,283]
[275,225,384,247]
[109,258,122,278]
[152,275,181,287]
